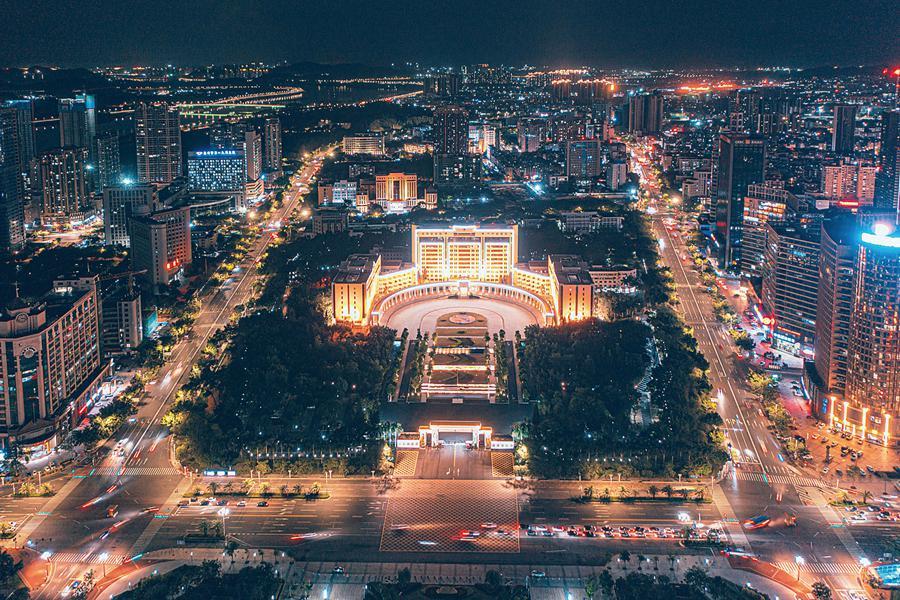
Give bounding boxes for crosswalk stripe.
[733,472,827,488]
[50,552,128,564]
[774,562,859,574]
[91,466,181,476]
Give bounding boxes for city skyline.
[1,0,898,69]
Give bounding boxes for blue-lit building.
[187,149,245,193]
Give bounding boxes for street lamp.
[794,555,805,582]
[99,552,109,577]
[218,507,230,546]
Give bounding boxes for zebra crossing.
[734,471,827,488]
[773,561,860,575]
[92,466,181,476]
[49,551,129,564]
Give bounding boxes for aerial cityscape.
[0,2,898,599]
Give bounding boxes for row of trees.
[165,232,403,473]
[117,561,280,600]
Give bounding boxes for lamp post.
[218,507,230,546]
[794,555,804,582]
[98,552,109,578]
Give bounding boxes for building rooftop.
[332,254,378,284]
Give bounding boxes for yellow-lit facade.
[333,224,595,326]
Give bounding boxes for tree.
[597,571,614,598]
[584,576,598,599]
[397,567,412,588]
[648,485,659,499]
[619,550,631,568]
[485,570,502,589]
[811,581,832,600]
[662,485,674,499]
[0,549,23,584]
[684,565,707,591]
[861,490,873,504]
[209,481,218,496]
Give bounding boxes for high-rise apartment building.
[832,104,857,155]
[566,139,601,179]
[627,92,664,135]
[740,182,798,275]
[95,131,121,190]
[263,118,282,172]
[0,107,25,254]
[517,118,546,153]
[822,162,876,204]
[102,182,159,247]
[605,161,628,191]
[38,147,90,226]
[761,221,821,352]
[715,132,766,270]
[433,106,469,155]
[58,93,96,156]
[135,102,182,186]
[0,277,105,451]
[874,110,900,217]
[130,206,192,289]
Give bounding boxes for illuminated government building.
[332,224,594,326]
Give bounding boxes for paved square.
[491,451,514,478]
[394,450,419,477]
[380,479,519,553]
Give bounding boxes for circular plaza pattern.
[379,295,542,335]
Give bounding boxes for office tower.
[210,123,261,181]
[832,104,857,155]
[103,182,158,246]
[0,276,104,444]
[761,221,821,352]
[263,118,282,171]
[874,110,900,215]
[740,182,798,275]
[58,93,96,154]
[843,221,900,446]
[188,149,246,192]
[813,215,858,398]
[342,133,385,156]
[38,147,89,226]
[95,131,121,190]
[135,102,182,186]
[130,206,192,289]
[566,139,601,178]
[605,161,628,191]
[0,108,26,254]
[627,92,664,135]
[715,132,766,270]
[433,106,469,155]
[375,173,417,204]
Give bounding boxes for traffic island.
[725,552,812,598]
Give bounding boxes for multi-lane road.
[5,148,331,599]
[630,139,898,595]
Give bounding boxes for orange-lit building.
[332,224,596,326]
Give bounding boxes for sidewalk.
[93,548,802,600]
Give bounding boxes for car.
[257,501,269,507]
[541,529,555,537]
[199,500,210,506]
[526,528,538,536]
[237,501,246,507]
[866,465,876,473]
[332,566,344,574]
[481,522,498,529]
[822,466,829,474]
[530,570,546,578]
[866,505,879,512]
[850,514,867,522]
[177,500,189,507]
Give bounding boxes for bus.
[106,505,119,518]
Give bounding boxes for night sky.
[2,0,898,68]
